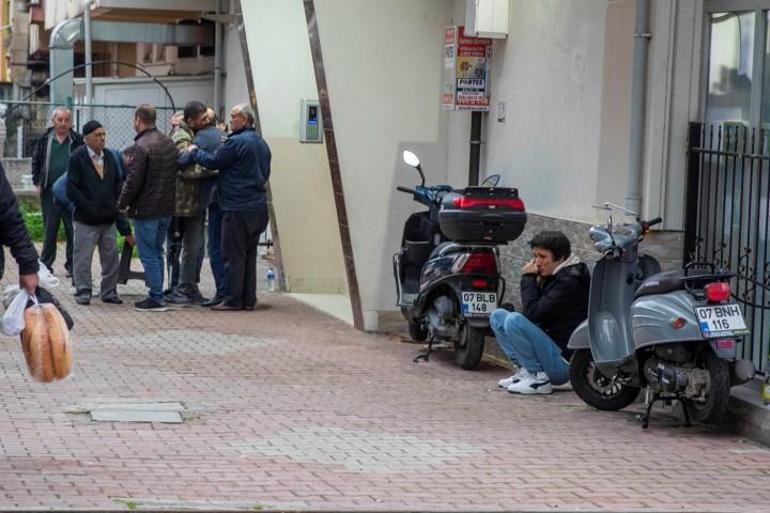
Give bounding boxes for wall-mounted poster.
[442,26,492,111]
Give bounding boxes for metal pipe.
[625,0,651,217]
[84,0,94,116]
[469,111,482,186]
[213,0,223,117]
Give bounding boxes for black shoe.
[101,296,123,305]
[211,302,241,311]
[134,298,168,312]
[201,295,224,307]
[166,291,192,306]
[74,289,91,305]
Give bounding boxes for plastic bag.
[2,289,35,336]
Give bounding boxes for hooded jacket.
[520,254,591,354]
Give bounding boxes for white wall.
[313,0,455,326]
[222,0,247,119]
[447,0,608,224]
[240,0,348,297]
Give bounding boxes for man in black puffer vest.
[67,120,134,306]
[118,104,177,312]
[490,231,590,395]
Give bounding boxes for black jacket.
[520,260,591,353]
[67,145,124,227]
[31,128,84,190]
[0,163,39,276]
[118,128,177,219]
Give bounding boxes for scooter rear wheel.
[454,325,484,370]
[570,349,640,411]
[687,347,730,424]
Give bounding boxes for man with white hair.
[186,103,271,311]
[31,106,84,277]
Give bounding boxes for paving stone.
[0,246,769,511]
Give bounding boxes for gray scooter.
[568,203,755,428]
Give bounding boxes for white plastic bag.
[2,289,36,336]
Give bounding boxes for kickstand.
[413,336,434,363]
[637,389,656,429]
[680,399,693,428]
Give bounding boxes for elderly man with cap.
[67,120,133,305]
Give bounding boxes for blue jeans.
[208,203,226,297]
[134,216,171,302]
[490,309,570,385]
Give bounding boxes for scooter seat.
[634,270,685,298]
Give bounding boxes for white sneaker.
[497,367,527,388]
[507,371,553,395]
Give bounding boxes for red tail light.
[471,278,488,288]
[461,253,497,275]
[452,196,525,210]
[705,282,731,303]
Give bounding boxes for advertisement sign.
[442,26,492,111]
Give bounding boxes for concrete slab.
[90,409,184,423]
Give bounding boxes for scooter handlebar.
[396,186,416,195]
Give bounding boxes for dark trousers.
[40,188,73,273]
[221,209,269,308]
[207,203,226,297]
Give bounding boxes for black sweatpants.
[221,209,269,308]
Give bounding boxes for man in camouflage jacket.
[168,101,216,303]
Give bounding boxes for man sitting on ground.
[490,231,590,395]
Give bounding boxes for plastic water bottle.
[266,268,276,292]
[762,376,770,406]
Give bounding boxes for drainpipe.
[624,0,651,218]
[83,0,94,117]
[213,0,223,117]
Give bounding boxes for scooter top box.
[439,187,527,243]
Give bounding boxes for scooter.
[568,203,755,428]
[393,151,526,369]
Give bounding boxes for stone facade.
[1,158,33,191]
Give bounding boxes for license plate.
[694,303,750,338]
[461,291,497,317]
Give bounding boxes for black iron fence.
[684,121,770,373]
[2,101,177,160]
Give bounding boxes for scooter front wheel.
[570,349,640,411]
[454,325,484,370]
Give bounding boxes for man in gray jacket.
[31,107,83,277]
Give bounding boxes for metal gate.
[684,121,770,373]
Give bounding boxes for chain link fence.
[1,101,177,191]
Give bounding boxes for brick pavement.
[1,252,770,512]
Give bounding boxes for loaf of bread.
[20,303,72,383]
[42,304,71,380]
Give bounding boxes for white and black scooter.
[393,151,526,369]
[568,203,755,428]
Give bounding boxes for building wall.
[311,0,455,328]
[240,0,348,296]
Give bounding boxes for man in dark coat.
[67,120,134,306]
[118,104,177,312]
[185,103,271,311]
[31,106,83,277]
[0,162,40,292]
[490,231,590,395]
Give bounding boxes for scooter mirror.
[402,150,421,169]
[480,174,501,187]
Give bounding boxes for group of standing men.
[31,101,272,312]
